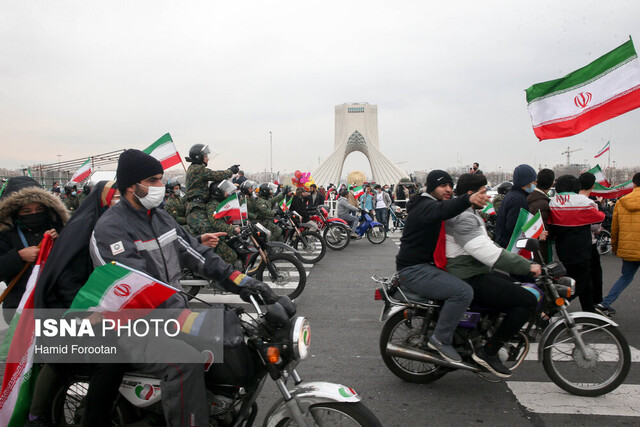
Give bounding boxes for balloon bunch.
[291,170,316,190]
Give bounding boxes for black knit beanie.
[426,170,454,194]
[116,149,164,193]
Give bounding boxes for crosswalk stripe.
[507,382,640,416]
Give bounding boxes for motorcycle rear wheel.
[274,402,382,427]
[596,230,612,255]
[256,253,307,299]
[379,311,449,383]
[366,225,387,244]
[323,223,350,251]
[542,317,631,396]
[52,379,136,426]
[292,230,326,263]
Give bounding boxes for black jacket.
[290,195,310,222]
[305,192,325,208]
[495,187,529,248]
[396,193,471,271]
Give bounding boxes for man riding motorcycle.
[252,182,283,240]
[205,179,242,265]
[445,173,541,377]
[89,149,276,426]
[395,170,488,363]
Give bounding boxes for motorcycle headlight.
[557,277,576,297]
[291,317,311,360]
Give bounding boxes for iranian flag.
[69,262,178,314]
[143,133,182,170]
[595,141,611,158]
[522,211,545,239]
[214,192,243,221]
[0,234,53,427]
[506,209,534,253]
[526,39,640,140]
[549,193,605,226]
[591,180,634,199]
[280,197,292,211]
[68,158,92,185]
[584,164,610,187]
[481,202,496,215]
[352,186,364,198]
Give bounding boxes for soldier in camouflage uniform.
[184,143,239,236]
[62,185,80,215]
[77,183,91,206]
[252,183,284,241]
[205,180,241,265]
[165,181,188,226]
[238,180,258,221]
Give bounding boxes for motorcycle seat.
[392,286,441,306]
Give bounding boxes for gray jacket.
[337,196,358,217]
[445,207,531,280]
[90,198,236,308]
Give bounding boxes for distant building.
[313,103,409,186]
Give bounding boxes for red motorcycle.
[309,205,351,250]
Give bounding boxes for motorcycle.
[374,238,631,396]
[274,210,327,264]
[183,220,307,300]
[51,295,382,426]
[309,205,351,251]
[353,212,386,244]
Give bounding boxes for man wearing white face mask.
[495,164,537,249]
[89,149,277,426]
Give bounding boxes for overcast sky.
[1,1,639,177]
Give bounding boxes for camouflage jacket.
[62,194,79,213]
[165,194,187,225]
[254,197,275,221]
[185,164,232,206]
[205,199,236,235]
[245,196,258,220]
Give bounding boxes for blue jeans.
[602,260,640,308]
[375,208,388,231]
[398,263,473,345]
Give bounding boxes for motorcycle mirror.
[515,238,539,252]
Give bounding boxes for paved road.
[251,231,640,426]
[2,231,639,426]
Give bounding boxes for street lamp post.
[269,131,273,181]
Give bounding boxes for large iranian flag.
[0,234,53,427]
[68,158,92,185]
[591,180,634,199]
[214,192,243,221]
[69,262,178,314]
[526,39,640,140]
[143,133,182,170]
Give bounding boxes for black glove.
[283,185,291,195]
[228,164,240,174]
[239,276,278,304]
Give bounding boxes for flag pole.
[608,142,611,184]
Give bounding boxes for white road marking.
[507,382,640,416]
[524,343,640,362]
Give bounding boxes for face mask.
[18,211,50,230]
[173,189,181,196]
[525,184,536,194]
[135,184,165,209]
[71,191,77,196]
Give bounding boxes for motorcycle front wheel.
[542,317,631,396]
[323,223,350,251]
[596,230,612,255]
[256,253,307,299]
[379,310,449,383]
[274,402,382,427]
[366,225,387,244]
[292,230,326,263]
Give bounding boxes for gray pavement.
[2,231,639,426]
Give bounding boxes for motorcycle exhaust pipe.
[386,343,481,372]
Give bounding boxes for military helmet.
[185,144,210,164]
[239,180,257,196]
[497,181,513,195]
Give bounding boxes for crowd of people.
[1,147,639,425]
[395,164,640,379]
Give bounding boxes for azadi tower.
[312,103,409,186]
